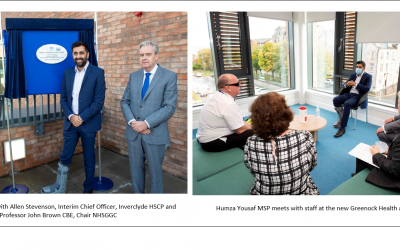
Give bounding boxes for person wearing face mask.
[332,61,372,137]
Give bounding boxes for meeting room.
[192,11,400,195]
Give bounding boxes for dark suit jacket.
[367,132,400,189]
[341,72,372,109]
[383,114,400,134]
[60,63,106,132]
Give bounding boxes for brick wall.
[0,12,188,180]
[97,12,188,180]
[0,12,95,177]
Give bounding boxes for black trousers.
[356,158,375,174]
[199,129,254,152]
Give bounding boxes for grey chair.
[336,89,369,130]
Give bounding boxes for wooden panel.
[344,12,356,70]
[213,12,244,71]
[212,12,252,98]
[236,77,253,99]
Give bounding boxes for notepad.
[348,143,380,169]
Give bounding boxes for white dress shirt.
[196,91,244,143]
[128,64,159,128]
[68,61,89,121]
[142,64,158,87]
[350,71,364,95]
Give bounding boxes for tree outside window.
[249,17,290,94]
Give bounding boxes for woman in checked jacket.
[244,92,320,195]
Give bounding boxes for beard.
[75,57,88,67]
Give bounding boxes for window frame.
[359,43,400,108]
[207,12,296,101]
[210,12,251,77]
[209,11,254,100]
[307,20,336,93]
[250,18,295,95]
[334,12,362,95]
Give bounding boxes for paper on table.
[348,143,380,168]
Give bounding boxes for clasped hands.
[346,80,356,87]
[71,115,83,127]
[130,121,150,135]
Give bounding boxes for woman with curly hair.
[244,92,320,195]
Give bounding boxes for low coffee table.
[289,115,327,144]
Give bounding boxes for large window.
[248,17,291,95]
[325,11,400,108]
[192,12,295,106]
[192,12,216,105]
[361,43,400,107]
[309,20,335,93]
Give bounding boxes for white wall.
[293,12,307,104]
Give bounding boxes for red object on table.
[299,106,307,123]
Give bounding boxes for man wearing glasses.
[196,74,253,152]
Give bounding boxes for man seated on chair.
[333,60,372,138]
[196,74,253,152]
[376,91,400,145]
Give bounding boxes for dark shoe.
[351,173,356,177]
[334,128,346,137]
[83,190,93,193]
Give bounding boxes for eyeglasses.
[225,81,241,87]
